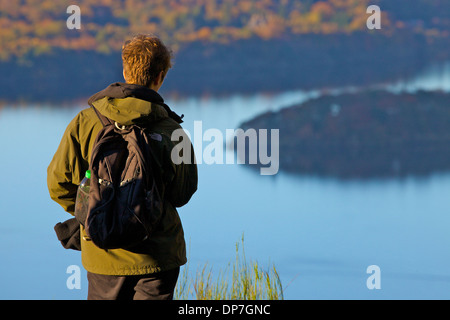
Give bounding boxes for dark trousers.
[87,267,180,300]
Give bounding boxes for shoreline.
[1,33,448,104]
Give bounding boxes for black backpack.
[77,107,163,249]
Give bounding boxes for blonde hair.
[122,34,173,87]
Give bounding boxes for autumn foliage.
[0,0,448,61]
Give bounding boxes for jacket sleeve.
[47,114,86,215]
[166,129,198,208]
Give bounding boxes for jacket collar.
[88,82,183,124]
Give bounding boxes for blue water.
[0,62,449,299]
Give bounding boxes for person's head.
[121,34,173,91]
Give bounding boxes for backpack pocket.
[87,177,149,249]
[74,185,89,226]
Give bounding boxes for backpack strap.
[92,106,113,127]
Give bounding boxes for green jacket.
[47,83,197,275]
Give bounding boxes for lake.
[0,61,449,299]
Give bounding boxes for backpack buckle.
[115,121,129,131]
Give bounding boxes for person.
[47,34,198,300]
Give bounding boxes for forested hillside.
[1,0,448,61]
[239,90,450,178]
[1,0,448,102]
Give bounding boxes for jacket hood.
[87,82,183,126]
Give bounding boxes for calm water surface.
[0,61,449,299]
